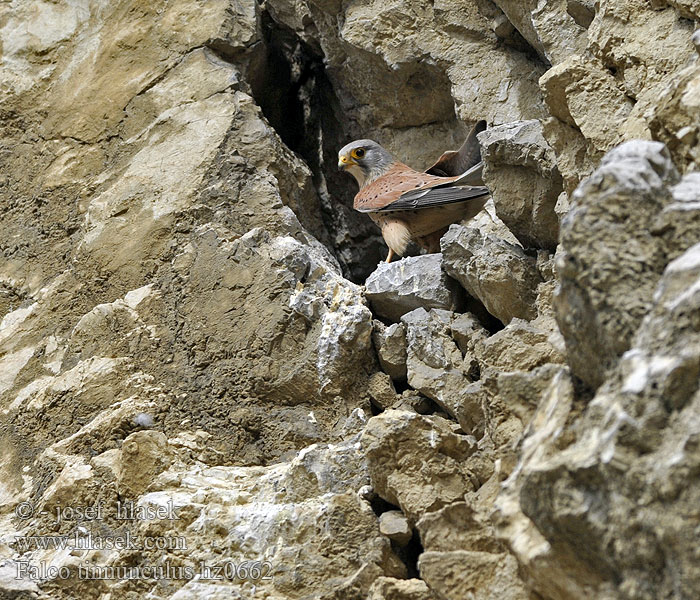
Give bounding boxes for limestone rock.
[498,242,700,599]
[540,55,634,154]
[365,254,465,323]
[587,1,695,108]
[652,173,700,261]
[368,371,399,411]
[555,140,679,388]
[156,440,404,598]
[417,501,502,554]
[442,225,542,324]
[368,577,437,600]
[116,431,173,497]
[373,322,408,381]
[493,370,587,600]
[361,410,478,523]
[533,1,696,200]
[394,390,434,415]
[450,312,490,359]
[477,318,566,375]
[419,550,534,600]
[496,364,570,430]
[648,63,700,173]
[491,0,588,65]
[479,120,563,250]
[402,308,485,436]
[379,510,413,546]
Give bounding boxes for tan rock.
[648,63,700,172]
[368,577,437,600]
[379,510,413,546]
[116,431,172,497]
[3,0,700,598]
[361,410,477,523]
[417,501,502,554]
[373,322,409,382]
[493,0,588,65]
[479,120,563,250]
[477,317,565,374]
[442,225,542,325]
[369,372,399,411]
[419,550,534,600]
[402,309,485,436]
[555,141,678,388]
[540,55,634,153]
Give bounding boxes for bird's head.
[338,140,395,188]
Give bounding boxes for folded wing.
[426,120,486,178]
[375,164,489,212]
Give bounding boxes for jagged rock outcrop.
[366,255,465,322]
[361,410,480,524]
[497,242,700,600]
[1,1,699,599]
[442,224,542,324]
[555,141,680,389]
[402,308,486,436]
[479,119,563,250]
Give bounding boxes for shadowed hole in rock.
[393,379,411,395]
[396,530,424,580]
[248,10,386,283]
[466,296,505,335]
[415,397,443,416]
[370,500,424,578]
[369,398,384,416]
[369,496,397,518]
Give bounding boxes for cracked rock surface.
[1,1,700,599]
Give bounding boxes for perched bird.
[338,121,490,263]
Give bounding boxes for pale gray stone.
[555,140,679,388]
[365,254,465,322]
[479,120,563,250]
[402,308,486,437]
[373,321,408,381]
[441,225,542,325]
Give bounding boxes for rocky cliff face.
[0,1,699,599]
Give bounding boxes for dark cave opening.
[368,498,425,579]
[248,10,386,283]
[397,529,424,580]
[250,11,315,155]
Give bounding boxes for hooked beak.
[338,154,356,170]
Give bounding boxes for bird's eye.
[351,148,365,159]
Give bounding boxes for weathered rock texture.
[1,1,699,600]
[366,254,465,322]
[479,120,563,250]
[555,141,679,389]
[442,224,542,325]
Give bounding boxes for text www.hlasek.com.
[14,530,186,552]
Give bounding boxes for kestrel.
[338,121,490,263]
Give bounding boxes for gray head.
[338,139,396,188]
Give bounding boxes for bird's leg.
[385,248,395,263]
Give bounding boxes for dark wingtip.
[425,119,488,177]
